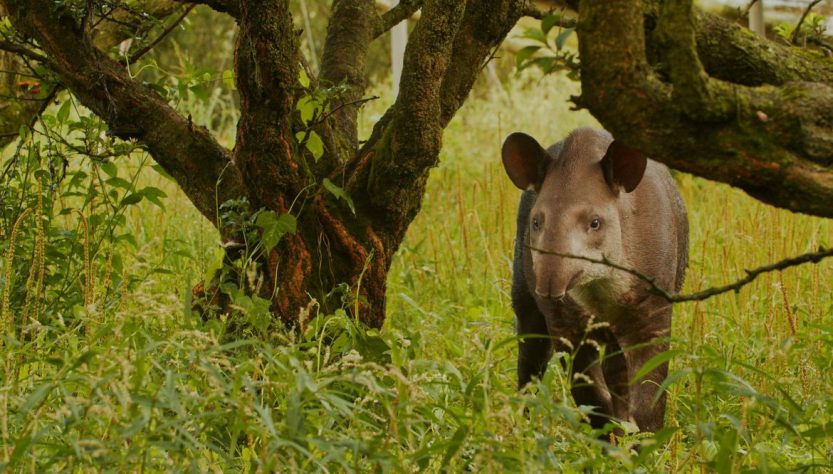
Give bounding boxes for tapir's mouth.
[535,270,585,300]
[564,270,585,294]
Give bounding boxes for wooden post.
[749,0,765,37]
[390,1,408,99]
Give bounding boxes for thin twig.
[0,41,49,64]
[790,0,823,45]
[309,96,380,127]
[124,4,197,65]
[526,244,833,303]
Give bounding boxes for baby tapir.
[502,127,688,433]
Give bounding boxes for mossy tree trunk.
[1,0,523,328]
[576,0,833,218]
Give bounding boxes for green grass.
[1,70,832,472]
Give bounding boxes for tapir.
[502,127,688,433]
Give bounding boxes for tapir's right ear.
[501,132,550,191]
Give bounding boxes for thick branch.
[528,245,833,303]
[355,0,467,241]
[654,0,734,122]
[578,0,833,218]
[232,0,301,209]
[319,0,376,155]
[438,0,523,126]
[691,11,833,87]
[2,0,245,224]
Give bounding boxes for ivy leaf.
[322,178,356,215]
[296,131,324,161]
[255,210,297,253]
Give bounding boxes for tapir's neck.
[569,276,634,322]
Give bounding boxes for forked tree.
[1,0,832,329]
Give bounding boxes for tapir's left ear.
[600,140,647,193]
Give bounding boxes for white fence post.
[749,0,765,37]
[390,1,408,100]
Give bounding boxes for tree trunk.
[1,0,525,328]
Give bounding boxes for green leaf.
[20,382,53,414]
[105,176,132,190]
[100,161,118,178]
[555,27,575,51]
[255,210,297,253]
[204,247,225,288]
[630,349,682,385]
[296,96,320,124]
[57,99,72,123]
[222,69,236,90]
[322,178,356,215]
[541,13,563,35]
[120,193,143,207]
[298,67,310,88]
[296,131,324,161]
[515,45,541,69]
[151,163,174,181]
[521,28,548,45]
[140,186,167,209]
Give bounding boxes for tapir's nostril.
[535,288,566,301]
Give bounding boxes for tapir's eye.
[589,217,602,230]
[531,216,541,232]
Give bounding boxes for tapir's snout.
[533,254,584,300]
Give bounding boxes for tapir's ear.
[501,132,550,191]
[600,140,647,193]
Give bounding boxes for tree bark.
[0,0,524,328]
[577,0,833,218]
[0,1,183,149]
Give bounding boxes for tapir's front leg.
[617,305,672,433]
[515,297,553,389]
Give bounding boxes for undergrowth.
[0,53,831,472]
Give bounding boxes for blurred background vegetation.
[0,2,831,471]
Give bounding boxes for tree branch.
[789,0,822,45]
[373,0,422,38]
[0,0,182,148]
[319,0,377,157]
[1,0,245,224]
[0,40,48,64]
[171,0,240,18]
[691,11,833,87]
[577,0,833,218]
[232,0,302,209]
[527,245,833,303]
[654,0,734,122]
[125,4,197,64]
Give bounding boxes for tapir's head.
[502,128,647,300]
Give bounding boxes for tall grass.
[0,68,831,471]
